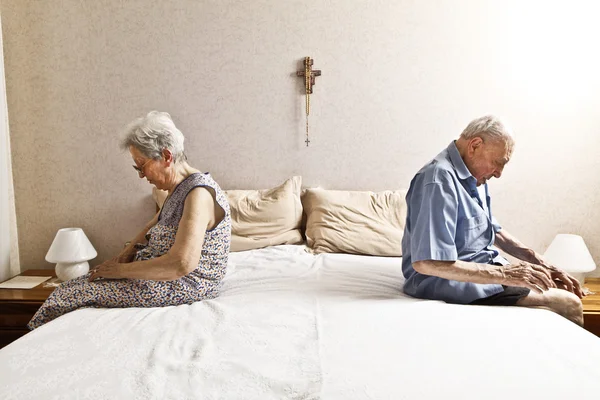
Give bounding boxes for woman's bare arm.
[90,187,214,281]
[113,211,160,263]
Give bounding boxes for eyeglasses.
[132,159,153,176]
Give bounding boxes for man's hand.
[500,262,555,293]
[540,263,584,299]
[89,259,123,282]
[493,229,583,297]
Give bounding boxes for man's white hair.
[460,115,514,149]
[121,111,187,162]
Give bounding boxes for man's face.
[464,137,512,186]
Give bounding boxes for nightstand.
[582,278,600,337]
[0,269,56,349]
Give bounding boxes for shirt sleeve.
[409,180,459,263]
[491,215,502,233]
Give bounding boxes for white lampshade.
[543,234,596,283]
[46,228,97,262]
[46,228,97,281]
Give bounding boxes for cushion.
[226,176,303,251]
[302,188,407,256]
[153,177,304,252]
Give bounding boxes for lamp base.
[55,261,90,282]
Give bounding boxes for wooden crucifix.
[296,57,321,95]
[296,57,321,147]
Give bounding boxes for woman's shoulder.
[182,173,228,207]
[183,176,230,227]
[187,172,226,192]
[183,185,215,208]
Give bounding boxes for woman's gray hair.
[121,111,187,162]
[460,115,515,150]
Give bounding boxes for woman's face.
[129,146,166,190]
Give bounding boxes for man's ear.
[468,137,484,154]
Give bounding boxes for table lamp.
[46,228,97,281]
[543,234,596,285]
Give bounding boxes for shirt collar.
[447,141,473,181]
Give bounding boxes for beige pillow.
[227,176,303,251]
[302,188,407,256]
[152,177,304,252]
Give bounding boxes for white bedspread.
[1,245,599,399]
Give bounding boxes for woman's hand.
[115,252,135,263]
[89,258,123,282]
[114,243,139,263]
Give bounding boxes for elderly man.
[401,115,584,325]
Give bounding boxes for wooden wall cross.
[296,57,321,94]
[296,57,321,147]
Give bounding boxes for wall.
[2,0,600,275]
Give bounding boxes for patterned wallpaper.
[2,0,600,277]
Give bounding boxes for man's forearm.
[494,229,544,265]
[413,259,505,285]
[413,257,554,293]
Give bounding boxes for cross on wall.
[296,57,321,94]
[297,57,321,147]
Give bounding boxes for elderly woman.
[29,111,231,329]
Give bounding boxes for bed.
[1,244,599,399]
[1,177,599,399]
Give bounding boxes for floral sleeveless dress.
[28,173,231,329]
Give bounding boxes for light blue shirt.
[401,141,507,304]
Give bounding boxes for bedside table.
[582,278,600,337]
[0,269,56,349]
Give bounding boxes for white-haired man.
[401,115,584,325]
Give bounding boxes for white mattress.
[1,245,599,399]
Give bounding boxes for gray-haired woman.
[29,111,231,329]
